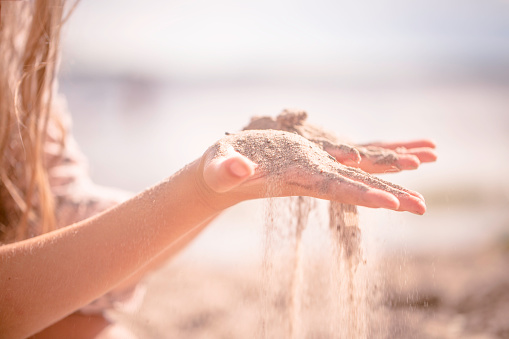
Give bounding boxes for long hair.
[0,0,74,243]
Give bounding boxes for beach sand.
[106,205,509,339]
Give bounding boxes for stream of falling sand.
[224,111,412,337]
[329,201,367,339]
[288,196,312,339]
[261,196,369,339]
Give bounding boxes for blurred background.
[59,0,509,255]
[57,0,509,336]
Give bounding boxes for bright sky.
[61,0,509,79]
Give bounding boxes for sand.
[107,238,509,339]
[206,111,414,338]
[106,111,508,338]
[242,111,369,338]
[260,198,366,339]
[210,110,419,202]
[244,109,402,168]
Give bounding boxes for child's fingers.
[394,154,421,169]
[317,174,424,214]
[362,139,436,150]
[395,147,438,163]
[344,147,429,174]
[341,154,420,174]
[336,166,426,214]
[325,177,401,210]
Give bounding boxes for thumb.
[203,147,258,193]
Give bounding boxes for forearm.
[0,159,227,339]
[113,214,218,290]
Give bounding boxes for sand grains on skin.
[212,129,417,212]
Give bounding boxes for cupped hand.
[198,129,426,215]
[244,109,437,174]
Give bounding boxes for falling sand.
[204,110,412,338]
[253,190,370,338]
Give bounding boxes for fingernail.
[414,200,427,215]
[229,160,250,177]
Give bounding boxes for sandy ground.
[106,226,509,339]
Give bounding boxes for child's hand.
[244,110,437,174]
[197,129,426,215]
[343,140,437,174]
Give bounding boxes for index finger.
[362,139,436,150]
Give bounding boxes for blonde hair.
[0,0,75,243]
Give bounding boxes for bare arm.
[112,214,218,291]
[0,160,222,339]
[0,129,428,338]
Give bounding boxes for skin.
[0,124,435,339]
